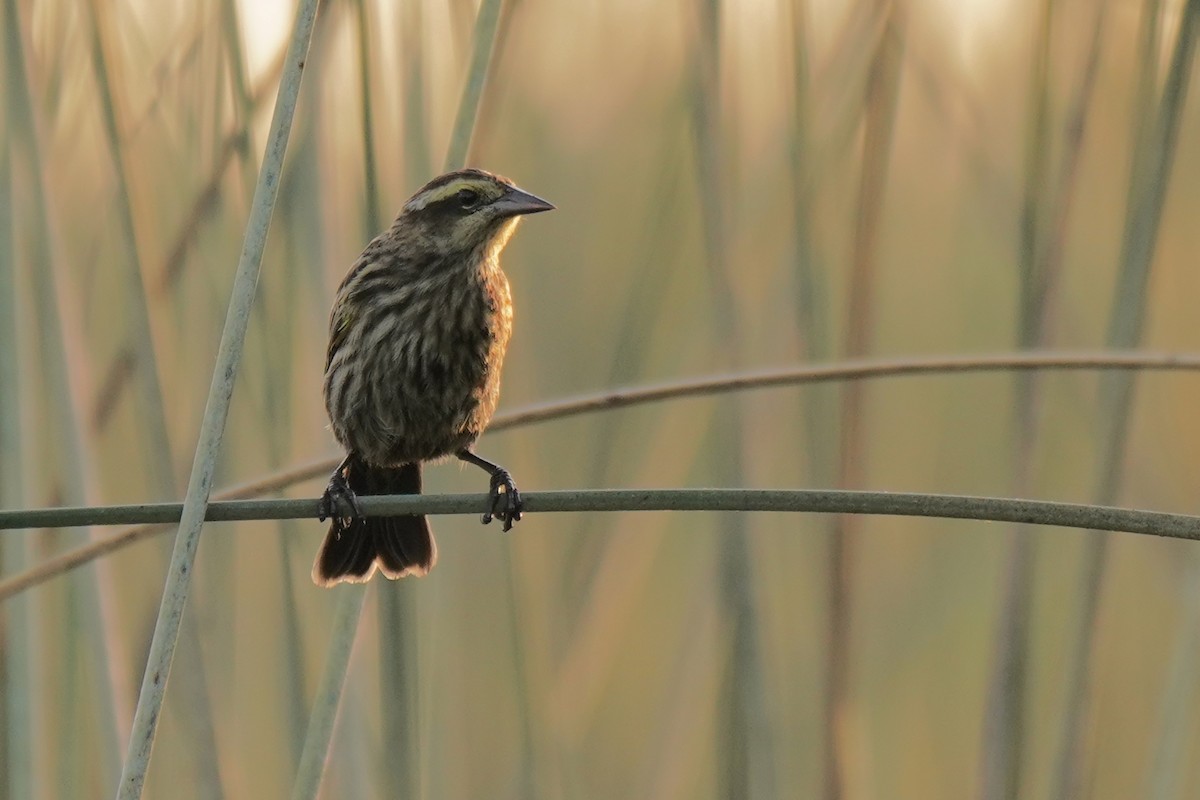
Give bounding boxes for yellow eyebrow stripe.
[404,178,498,211]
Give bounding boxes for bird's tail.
[312,460,436,586]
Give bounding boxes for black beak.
[493,186,555,217]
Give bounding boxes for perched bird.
[313,168,553,586]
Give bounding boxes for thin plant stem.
[2,350,1199,600]
[115,2,320,796]
[443,0,503,171]
[3,489,1200,543]
[289,585,369,800]
[376,581,420,799]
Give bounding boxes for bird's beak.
[493,186,555,217]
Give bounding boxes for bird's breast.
[327,261,513,466]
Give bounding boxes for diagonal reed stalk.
[115,1,320,796]
[220,0,312,782]
[1052,3,1200,797]
[290,2,509,797]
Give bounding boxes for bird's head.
[398,168,554,259]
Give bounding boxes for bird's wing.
[326,301,356,373]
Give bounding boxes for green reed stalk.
[115,2,320,796]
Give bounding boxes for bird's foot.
[482,468,523,532]
[318,467,362,523]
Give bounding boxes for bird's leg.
[318,454,363,522]
[457,449,523,532]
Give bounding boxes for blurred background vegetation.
[3,0,1200,797]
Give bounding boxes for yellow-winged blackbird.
[313,169,553,586]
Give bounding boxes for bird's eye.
[457,188,481,210]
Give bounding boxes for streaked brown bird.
[313,168,553,586]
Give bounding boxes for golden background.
[3,0,1200,797]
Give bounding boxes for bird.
[312,168,553,586]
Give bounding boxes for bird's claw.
[481,468,523,532]
[318,469,362,522]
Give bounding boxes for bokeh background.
[3,0,1200,797]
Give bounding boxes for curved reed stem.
[1,350,1198,603]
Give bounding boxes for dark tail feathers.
[312,460,436,586]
